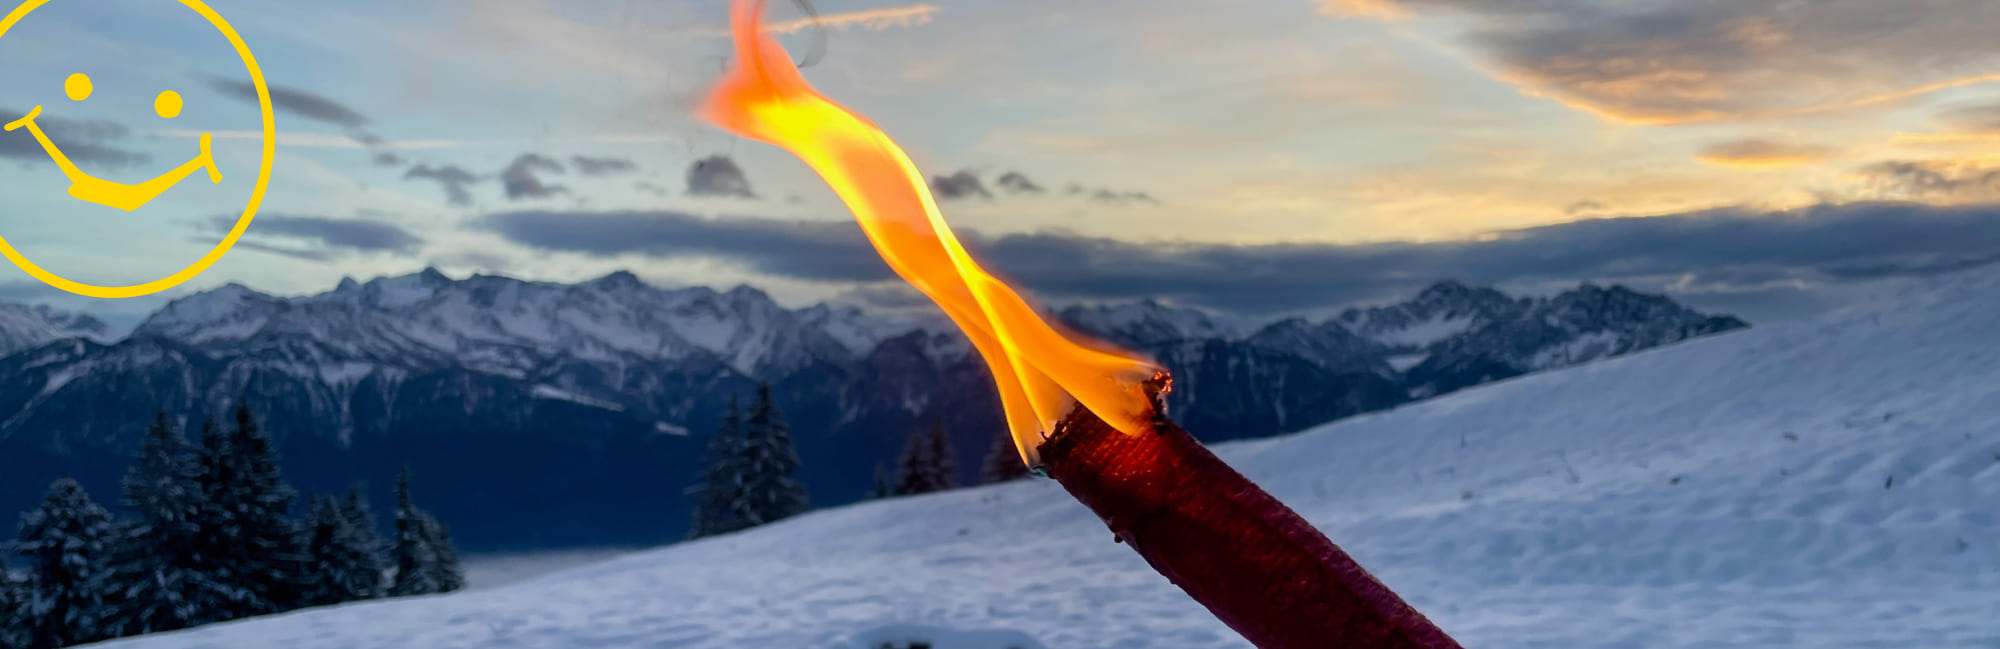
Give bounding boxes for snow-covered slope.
[99,265,2000,648]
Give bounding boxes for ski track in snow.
[96,266,2000,649]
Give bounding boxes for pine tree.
[867,461,894,500]
[421,517,466,593]
[388,468,463,596]
[11,478,114,649]
[981,428,1032,484]
[1,569,28,649]
[895,424,928,495]
[336,485,387,600]
[927,418,957,490]
[388,468,436,597]
[296,488,389,608]
[103,410,211,637]
[192,403,308,620]
[896,418,957,495]
[689,396,747,538]
[734,384,809,526]
[296,496,345,608]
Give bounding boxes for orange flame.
[701,0,1163,466]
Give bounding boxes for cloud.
[687,4,941,37]
[404,164,484,206]
[923,169,1154,204]
[1088,188,1160,205]
[210,79,370,129]
[1064,182,1158,205]
[928,170,991,201]
[1319,0,1409,20]
[1365,0,2000,124]
[1695,139,1840,169]
[570,155,638,176]
[500,153,569,200]
[476,201,2000,320]
[687,155,756,198]
[995,171,1045,194]
[1564,200,1608,216]
[230,239,337,262]
[210,213,424,258]
[833,283,933,309]
[206,79,424,164]
[635,180,671,197]
[478,210,886,280]
[1855,161,2000,201]
[0,108,150,167]
[0,280,63,302]
[1935,103,2000,134]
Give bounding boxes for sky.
[1,0,1998,328]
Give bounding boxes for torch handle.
[1039,408,1463,649]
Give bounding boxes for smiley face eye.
[64,73,91,101]
[156,90,183,119]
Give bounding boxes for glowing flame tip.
[702,0,1164,467]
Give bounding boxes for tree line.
[5,385,1050,646]
[878,416,1032,498]
[686,384,1034,542]
[687,385,812,538]
[0,404,464,649]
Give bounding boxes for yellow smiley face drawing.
[0,0,275,299]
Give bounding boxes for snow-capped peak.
[135,283,286,344]
[1056,299,1237,348]
[793,301,947,355]
[1334,280,1522,348]
[130,269,863,379]
[0,302,112,356]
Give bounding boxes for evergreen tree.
[296,496,345,608]
[103,410,211,636]
[896,418,957,495]
[1,569,28,649]
[388,469,464,596]
[11,478,114,649]
[421,517,466,593]
[297,488,388,608]
[981,428,1032,484]
[733,384,809,526]
[388,468,435,597]
[336,485,387,600]
[689,396,747,538]
[192,403,307,620]
[867,461,894,500]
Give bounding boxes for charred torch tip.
[1143,371,1172,420]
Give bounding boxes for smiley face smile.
[3,72,223,212]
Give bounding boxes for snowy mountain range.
[87,259,1998,649]
[0,302,111,357]
[0,270,1742,550]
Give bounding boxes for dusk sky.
[3,0,1999,327]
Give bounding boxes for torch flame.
[701,0,1163,466]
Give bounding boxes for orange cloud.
[1852,159,2000,201]
[1696,139,1840,169]
[1349,1,2000,126]
[1319,0,1409,20]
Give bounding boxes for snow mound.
[97,264,2000,649]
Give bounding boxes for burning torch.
[701,2,1464,647]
